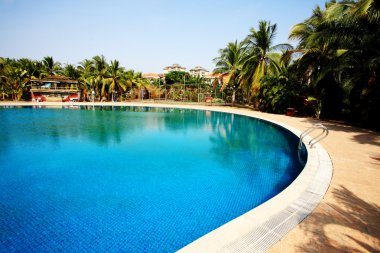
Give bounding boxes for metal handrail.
[297,124,328,166]
[298,123,329,149]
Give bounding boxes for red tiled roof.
[143,73,162,78]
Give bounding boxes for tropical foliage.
[0,55,150,102]
[213,40,244,104]
[164,71,188,85]
[1,0,379,130]
[0,58,39,101]
[0,55,214,102]
[213,0,380,130]
[289,0,380,129]
[213,21,292,104]
[256,70,308,114]
[240,21,292,95]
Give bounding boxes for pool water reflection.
[0,106,305,252]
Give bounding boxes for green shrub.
[212,98,225,103]
[257,74,308,114]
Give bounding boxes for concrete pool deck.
[1,101,379,252]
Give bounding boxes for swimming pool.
[0,106,306,252]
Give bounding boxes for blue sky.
[0,0,327,73]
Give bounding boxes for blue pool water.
[0,106,305,252]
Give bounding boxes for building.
[189,66,210,78]
[30,75,81,102]
[146,65,218,83]
[204,72,224,84]
[163,64,186,74]
[143,73,163,80]
[143,73,165,85]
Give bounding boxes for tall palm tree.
[78,59,95,100]
[240,21,292,95]
[106,60,127,101]
[92,55,109,98]
[213,40,245,104]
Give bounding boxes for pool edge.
[175,107,333,253]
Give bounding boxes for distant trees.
[161,71,212,102]
[76,56,151,100]
[0,55,212,102]
[0,55,151,102]
[164,71,188,85]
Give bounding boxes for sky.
[0,0,327,73]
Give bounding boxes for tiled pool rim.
[0,102,333,253]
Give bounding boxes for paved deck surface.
[253,111,380,253]
[1,102,379,252]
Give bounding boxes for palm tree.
[329,0,380,126]
[213,40,245,104]
[288,3,349,118]
[240,21,292,96]
[351,0,380,23]
[126,70,149,88]
[18,58,41,81]
[40,56,62,77]
[5,60,29,101]
[92,55,109,99]
[64,64,80,81]
[124,70,150,99]
[78,59,95,100]
[0,58,44,101]
[290,0,380,127]
[106,60,127,101]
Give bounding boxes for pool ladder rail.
[298,123,329,149]
[298,124,329,165]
